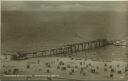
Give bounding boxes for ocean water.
[73,45,128,62]
[1,5,128,62]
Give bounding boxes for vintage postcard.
[1,1,128,80]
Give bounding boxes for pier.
[11,39,108,60]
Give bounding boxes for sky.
[2,1,128,11]
[1,1,128,53]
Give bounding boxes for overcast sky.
[2,1,128,11]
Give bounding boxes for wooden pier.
[11,39,109,60]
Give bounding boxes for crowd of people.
[1,57,128,80]
[44,57,128,80]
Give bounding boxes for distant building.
[113,40,127,46]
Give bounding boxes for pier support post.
[88,41,92,49]
[42,50,48,56]
[33,52,37,57]
[77,43,81,52]
[57,48,63,56]
[50,49,57,56]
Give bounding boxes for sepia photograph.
[1,1,128,80]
